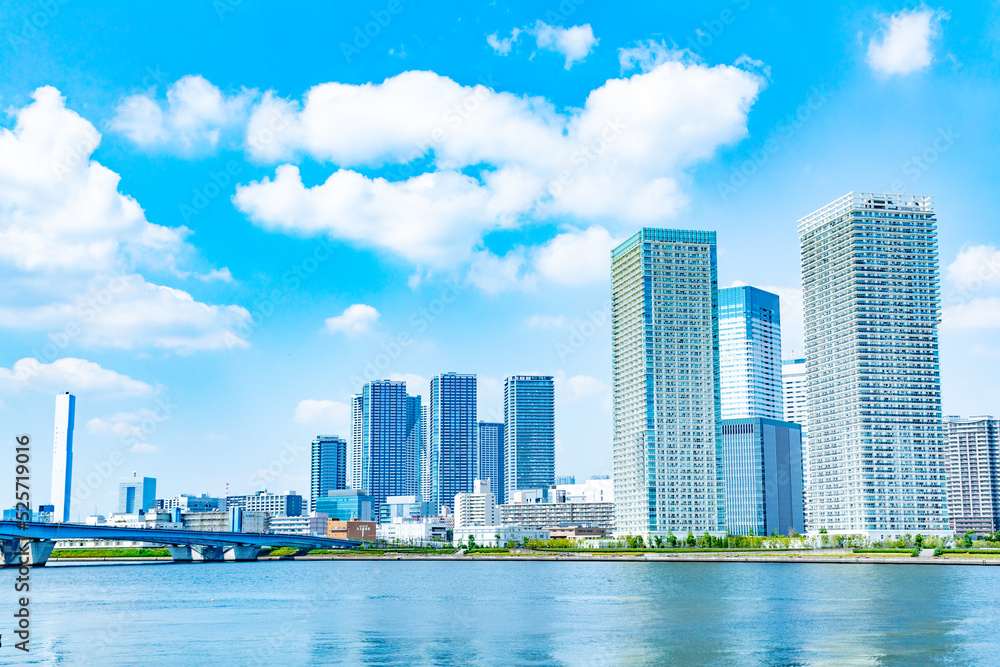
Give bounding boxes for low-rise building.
[158,494,226,512]
[181,508,268,533]
[500,486,614,531]
[105,510,181,530]
[548,526,606,539]
[379,495,434,524]
[328,519,376,542]
[226,490,303,517]
[377,518,450,544]
[269,512,329,537]
[314,489,374,522]
[453,525,550,547]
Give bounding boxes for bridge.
[0,521,360,566]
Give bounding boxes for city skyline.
[2,2,998,518]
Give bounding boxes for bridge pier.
[192,545,227,562]
[224,545,260,561]
[167,546,193,562]
[1,539,55,567]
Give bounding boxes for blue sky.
[1,1,998,517]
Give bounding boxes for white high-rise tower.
[612,228,722,538]
[50,392,76,523]
[799,192,949,538]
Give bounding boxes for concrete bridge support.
[167,546,193,562]
[192,545,227,562]
[224,545,261,561]
[1,539,55,566]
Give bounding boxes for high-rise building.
[405,395,424,498]
[718,286,783,420]
[611,228,722,538]
[504,375,555,501]
[799,192,948,537]
[782,358,808,430]
[720,418,804,537]
[944,416,999,535]
[477,422,505,504]
[349,380,423,517]
[429,373,477,513]
[50,392,76,523]
[118,475,156,514]
[311,435,347,512]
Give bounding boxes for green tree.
[685,530,696,547]
[914,534,923,548]
[667,533,678,547]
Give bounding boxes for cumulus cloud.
[942,297,1000,330]
[87,408,165,452]
[618,39,682,73]
[489,22,598,68]
[531,22,599,69]
[0,357,155,397]
[867,7,946,76]
[946,244,1000,290]
[325,303,380,336]
[555,371,610,404]
[487,28,521,56]
[0,87,250,351]
[110,75,255,153]
[233,62,763,289]
[294,399,350,433]
[534,226,617,286]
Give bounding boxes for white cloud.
[531,22,599,69]
[946,244,1000,290]
[293,399,351,433]
[555,371,609,403]
[525,314,568,329]
[466,249,534,294]
[324,303,380,336]
[487,28,521,56]
[618,39,682,73]
[867,7,945,76]
[196,267,234,282]
[234,63,762,289]
[942,297,1000,330]
[87,408,164,452]
[534,226,617,286]
[0,87,250,352]
[0,357,155,397]
[110,75,255,153]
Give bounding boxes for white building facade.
[611,228,723,538]
[944,416,999,534]
[454,479,501,528]
[799,192,949,538]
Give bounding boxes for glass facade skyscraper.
[718,285,783,420]
[504,375,555,500]
[799,192,948,536]
[349,380,422,518]
[118,476,157,514]
[477,421,505,504]
[429,373,477,513]
[611,228,723,538]
[720,418,804,537]
[311,435,347,512]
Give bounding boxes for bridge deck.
[0,521,359,550]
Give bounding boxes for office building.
[555,477,614,504]
[314,489,374,522]
[944,416,999,534]
[50,392,75,523]
[350,380,423,517]
[377,518,450,544]
[720,418,804,537]
[611,228,723,538]
[226,490,302,517]
[429,373,477,513]
[118,475,157,514]
[379,495,434,524]
[158,494,225,512]
[454,525,550,547]
[327,519,376,542]
[501,487,615,530]
[454,479,501,528]
[181,509,267,533]
[504,375,555,500]
[477,422,505,504]
[311,435,347,512]
[554,475,576,486]
[799,192,948,537]
[718,286,783,420]
[782,358,808,430]
[269,512,329,537]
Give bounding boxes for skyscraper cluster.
[315,373,555,519]
[612,192,960,540]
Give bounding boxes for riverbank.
[47,549,1000,566]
